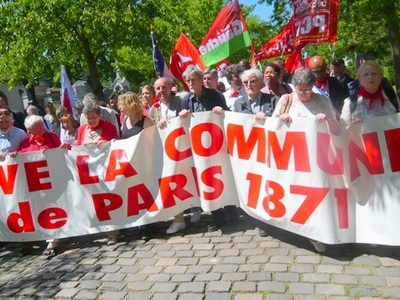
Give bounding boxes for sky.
[239,0,273,21]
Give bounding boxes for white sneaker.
[310,240,326,253]
[166,221,185,234]
[190,210,201,224]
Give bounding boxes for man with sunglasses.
[308,55,349,113]
[0,108,27,159]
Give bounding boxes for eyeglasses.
[243,79,258,85]
[296,88,313,94]
[0,110,11,116]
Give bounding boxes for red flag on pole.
[285,48,304,75]
[255,17,296,62]
[291,0,339,46]
[61,66,78,120]
[170,33,205,89]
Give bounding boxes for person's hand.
[157,119,167,128]
[255,112,267,122]
[60,143,68,149]
[179,109,191,118]
[315,113,327,122]
[279,113,292,124]
[0,152,6,160]
[212,106,224,115]
[9,151,18,157]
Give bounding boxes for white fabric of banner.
[1,112,400,245]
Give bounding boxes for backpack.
[350,85,399,113]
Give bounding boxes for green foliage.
[1,0,400,93]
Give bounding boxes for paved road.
[1,210,400,299]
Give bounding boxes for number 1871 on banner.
[246,173,349,229]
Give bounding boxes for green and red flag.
[199,0,251,67]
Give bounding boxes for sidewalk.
[1,210,400,299]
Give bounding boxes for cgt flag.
[170,33,205,90]
[151,32,174,81]
[199,0,251,67]
[61,65,78,120]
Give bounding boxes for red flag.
[170,33,205,89]
[217,59,230,78]
[255,17,296,62]
[285,48,304,74]
[292,0,339,46]
[62,88,72,114]
[61,65,78,120]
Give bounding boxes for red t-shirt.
[18,131,61,153]
[77,119,119,145]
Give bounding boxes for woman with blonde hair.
[118,91,154,139]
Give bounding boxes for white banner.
[1,112,400,245]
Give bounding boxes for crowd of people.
[0,52,398,256]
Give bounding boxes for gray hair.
[24,115,45,130]
[26,105,39,115]
[240,68,263,81]
[183,65,204,81]
[292,68,316,87]
[73,101,84,110]
[82,93,98,105]
[224,64,245,80]
[82,101,101,116]
[203,68,218,79]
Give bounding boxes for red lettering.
[104,149,137,182]
[0,164,18,194]
[165,127,192,161]
[246,173,262,208]
[316,132,344,175]
[201,166,224,200]
[348,132,384,182]
[267,131,311,172]
[77,155,99,184]
[7,201,35,233]
[290,186,329,224]
[262,180,285,217]
[159,174,193,208]
[38,207,68,229]
[226,124,266,163]
[24,160,52,192]
[92,193,123,221]
[191,123,223,156]
[384,128,400,172]
[127,183,159,216]
[334,188,349,229]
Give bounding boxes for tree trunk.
[78,31,105,101]
[383,1,400,90]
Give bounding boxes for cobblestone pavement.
[1,210,400,300]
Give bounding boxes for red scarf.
[230,90,240,97]
[357,86,385,110]
[315,76,328,90]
